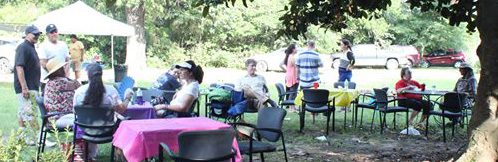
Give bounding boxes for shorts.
[70,60,82,72]
[16,90,39,122]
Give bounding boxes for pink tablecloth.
[112,117,242,162]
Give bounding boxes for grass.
[0,68,469,161]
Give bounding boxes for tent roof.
[33,1,134,36]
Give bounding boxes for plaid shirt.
[296,50,323,88]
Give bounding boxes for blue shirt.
[296,50,323,88]
[152,72,181,91]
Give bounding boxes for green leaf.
[202,6,210,17]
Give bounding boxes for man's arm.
[40,59,48,71]
[79,42,85,61]
[16,66,29,98]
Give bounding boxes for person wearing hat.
[454,62,477,98]
[38,24,70,95]
[68,34,85,80]
[43,56,80,127]
[14,25,42,137]
[72,63,133,160]
[154,60,204,118]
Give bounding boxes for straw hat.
[44,56,68,80]
[458,62,473,69]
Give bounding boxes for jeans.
[338,68,352,82]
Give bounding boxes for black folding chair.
[373,89,410,134]
[300,89,336,135]
[158,129,237,162]
[231,107,288,162]
[425,92,467,142]
[36,96,73,161]
[72,105,119,162]
[333,81,357,128]
[275,83,296,109]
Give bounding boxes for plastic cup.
[313,82,319,89]
[421,84,426,91]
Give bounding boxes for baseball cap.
[46,24,58,33]
[458,62,473,69]
[175,62,193,70]
[86,63,103,78]
[25,25,42,36]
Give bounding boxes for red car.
[420,49,466,68]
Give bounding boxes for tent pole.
[111,35,114,82]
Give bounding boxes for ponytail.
[83,73,105,107]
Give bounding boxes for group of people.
[14,24,86,134]
[277,39,355,111]
[395,64,477,127]
[14,24,205,161]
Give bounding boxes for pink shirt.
[285,54,298,87]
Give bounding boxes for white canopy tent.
[32,0,135,73]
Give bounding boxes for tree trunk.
[125,0,146,77]
[457,0,498,161]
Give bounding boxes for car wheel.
[256,60,268,72]
[0,58,11,74]
[454,61,463,68]
[332,59,340,69]
[385,59,399,70]
[420,60,430,68]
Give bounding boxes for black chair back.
[163,90,176,104]
[74,105,116,136]
[333,82,357,89]
[442,92,468,113]
[373,88,389,108]
[178,129,236,160]
[275,83,286,100]
[302,89,329,108]
[36,96,47,119]
[257,107,287,142]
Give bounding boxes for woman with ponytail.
[154,60,204,118]
[280,43,299,112]
[72,63,132,161]
[337,38,355,82]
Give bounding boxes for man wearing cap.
[14,25,42,136]
[68,34,85,80]
[38,24,70,94]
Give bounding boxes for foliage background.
[0,0,478,68]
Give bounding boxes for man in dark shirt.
[152,65,181,91]
[14,25,41,132]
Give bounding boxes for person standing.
[337,38,355,82]
[38,24,70,95]
[296,40,323,89]
[14,25,42,140]
[280,44,299,111]
[68,34,85,80]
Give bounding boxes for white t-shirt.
[38,40,70,82]
[170,81,199,107]
[235,74,266,95]
[73,84,122,107]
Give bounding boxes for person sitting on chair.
[72,63,133,161]
[151,65,181,91]
[235,59,272,110]
[154,60,204,118]
[395,67,432,127]
[454,62,477,102]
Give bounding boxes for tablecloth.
[294,88,359,107]
[125,102,156,119]
[112,117,241,162]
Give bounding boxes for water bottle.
[136,89,144,105]
[344,80,349,89]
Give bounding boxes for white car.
[0,38,21,74]
[331,44,421,70]
[250,48,332,72]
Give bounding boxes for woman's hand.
[154,104,167,111]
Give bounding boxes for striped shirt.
[296,50,323,88]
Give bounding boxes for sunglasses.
[49,30,58,34]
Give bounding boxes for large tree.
[200,0,496,160]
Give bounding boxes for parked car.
[0,37,21,74]
[331,44,421,70]
[420,49,466,68]
[250,48,332,72]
